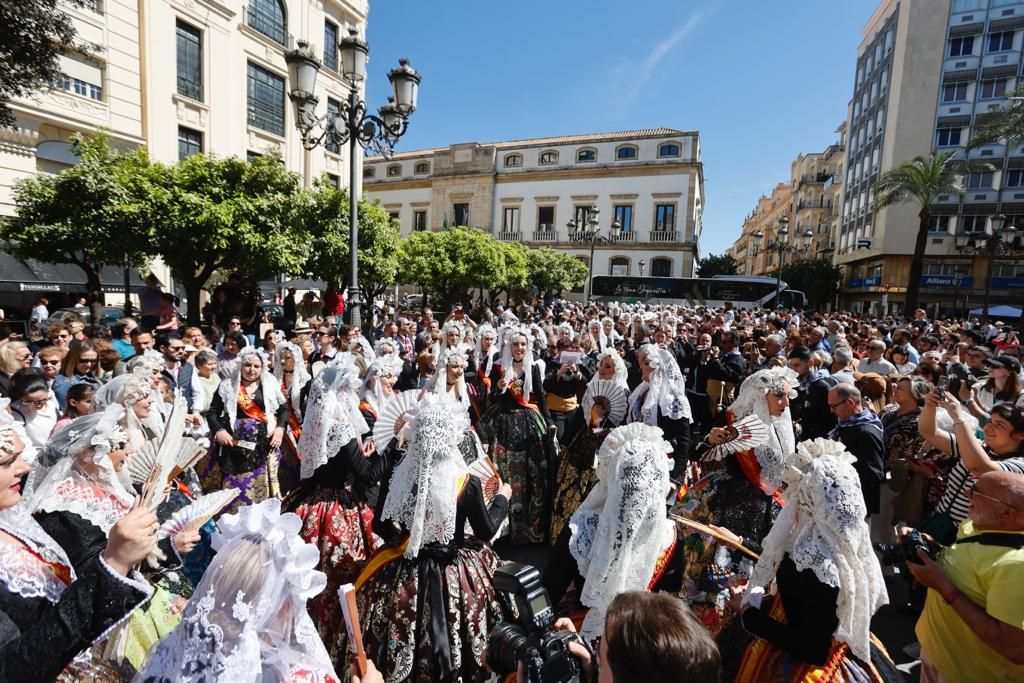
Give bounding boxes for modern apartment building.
[0,0,367,309]
[728,131,845,280]
[836,0,1024,315]
[364,129,705,282]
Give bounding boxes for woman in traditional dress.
[626,344,692,480]
[469,325,498,418]
[135,499,339,683]
[669,367,797,639]
[274,340,310,496]
[0,416,156,683]
[29,406,192,676]
[726,438,900,683]
[201,349,289,512]
[479,327,553,544]
[285,354,389,667]
[544,423,682,642]
[421,347,485,466]
[358,397,512,683]
[548,350,629,543]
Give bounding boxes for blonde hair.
[0,341,29,375]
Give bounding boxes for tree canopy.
[780,259,842,311]
[0,0,93,127]
[526,248,588,298]
[148,152,310,324]
[695,253,739,278]
[2,133,155,322]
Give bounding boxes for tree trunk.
[904,209,931,315]
[83,265,104,331]
[123,263,133,318]
[184,277,205,327]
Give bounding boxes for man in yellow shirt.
[909,470,1024,682]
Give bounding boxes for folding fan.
[372,389,419,450]
[703,414,770,461]
[138,390,188,510]
[468,456,500,504]
[158,488,239,540]
[583,379,628,426]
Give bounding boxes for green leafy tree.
[482,240,529,307]
[695,253,739,278]
[299,181,401,305]
[526,247,588,299]
[3,133,155,323]
[398,226,511,308]
[0,0,95,127]
[873,151,985,313]
[148,153,310,325]
[780,259,842,311]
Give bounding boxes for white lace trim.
[0,544,69,603]
[34,478,130,533]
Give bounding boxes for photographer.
[907,471,1024,681]
[514,593,720,683]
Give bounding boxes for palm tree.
[971,83,1024,149]
[873,151,970,314]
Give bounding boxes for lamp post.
[751,216,814,308]
[954,213,1021,324]
[639,258,646,277]
[285,30,421,330]
[567,207,622,304]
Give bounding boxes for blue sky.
[364,0,880,256]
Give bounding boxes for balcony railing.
[531,230,557,242]
[797,199,833,211]
[616,231,637,243]
[648,230,679,242]
[497,231,522,242]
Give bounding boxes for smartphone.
[937,375,950,392]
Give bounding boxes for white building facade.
[0,0,367,306]
[365,129,704,283]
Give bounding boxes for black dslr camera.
[487,563,586,683]
[874,529,934,566]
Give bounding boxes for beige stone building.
[0,0,368,310]
[365,129,705,283]
[731,183,793,277]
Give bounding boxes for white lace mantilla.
[745,438,887,661]
[34,478,129,533]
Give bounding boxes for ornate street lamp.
[639,258,646,277]
[954,213,1021,324]
[750,216,814,308]
[285,29,421,330]
[567,208,622,303]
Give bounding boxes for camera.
[874,529,934,566]
[487,563,586,683]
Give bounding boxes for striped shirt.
[936,434,1024,524]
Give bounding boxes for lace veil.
[217,350,285,433]
[627,345,692,425]
[273,341,311,420]
[497,326,536,399]
[133,499,333,683]
[568,423,676,641]
[424,347,471,405]
[473,325,498,379]
[381,396,470,559]
[744,438,887,661]
[298,354,363,481]
[93,370,164,448]
[29,405,136,533]
[360,355,404,416]
[725,367,799,491]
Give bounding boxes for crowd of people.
[0,293,1022,683]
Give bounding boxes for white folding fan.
[158,488,239,540]
[467,456,501,504]
[372,389,420,450]
[583,379,628,426]
[703,414,770,461]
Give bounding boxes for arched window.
[651,257,672,277]
[362,167,375,179]
[658,142,681,158]
[247,0,286,44]
[609,256,629,275]
[414,161,430,174]
[576,148,596,162]
[539,150,559,165]
[504,153,523,168]
[387,164,402,177]
[615,144,638,160]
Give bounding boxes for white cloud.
[611,2,718,115]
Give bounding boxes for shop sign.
[991,277,1024,289]
[863,276,882,286]
[921,275,973,287]
[18,283,61,292]
[848,278,863,288]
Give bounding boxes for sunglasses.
[20,398,49,408]
[77,358,98,365]
[39,359,61,366]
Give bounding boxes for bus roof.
[709,274,789,288]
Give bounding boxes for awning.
[0,251,156,293]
